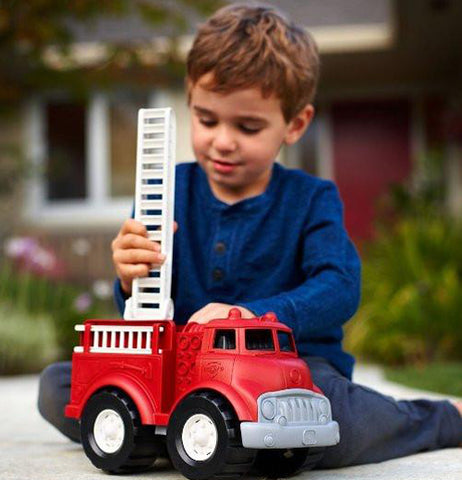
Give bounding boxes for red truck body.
[66,310,320,424]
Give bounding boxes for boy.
[40,3,462,469]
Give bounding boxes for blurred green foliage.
[0,261,116,375]
[346,180,462,365]
[0,0,222,103]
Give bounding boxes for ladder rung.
[143,131,164,139]
[137,293,164,303]
[142,125,167,133]
[141,158,165,165]
[148,231,162,241]
[133,307,165,317]
[142,154,165,160]
[140,215,162,222]
[140,200,163,209]
[141,172,164,180]
[142,139,165,146]
[137,278,161,288]
[144,113,165,118]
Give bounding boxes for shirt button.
[212,268,225,281]
[214,242,226,254]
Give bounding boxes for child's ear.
[284,104,315,145]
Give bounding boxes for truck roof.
[185,309,292,333]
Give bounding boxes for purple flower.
[4,237,38,260]
[74,293,92,313]
[4,236,65,279]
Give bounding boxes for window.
[245,329,275,351]
[277,331,295,352]
[45,102,86,200]
[213,329,236,350]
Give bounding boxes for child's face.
[189,74,312,203]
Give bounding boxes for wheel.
[252,447,324,478]
[167,392,255,480]
[81,390,160,473]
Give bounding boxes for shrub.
[0,302,59,374]
[0,237,117,374]
[345,212,462,365]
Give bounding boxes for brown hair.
[186,3,320,122]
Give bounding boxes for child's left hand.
[188,303,254,324]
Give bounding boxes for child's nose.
[213,126,237,152]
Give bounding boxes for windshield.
[245,329,275,351]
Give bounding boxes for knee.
[310,374,366,468]
[37,362,70,422]
[38,363,58,420]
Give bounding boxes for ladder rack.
[124,108,176,320]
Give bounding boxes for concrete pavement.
[0,365,460,480]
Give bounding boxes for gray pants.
[38,358,462,469]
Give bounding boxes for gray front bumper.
[241,419,339,449]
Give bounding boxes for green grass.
[385,362,462,397]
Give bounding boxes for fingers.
[188,303,231,324]
[118,263,151,282]
[112,219,170,295]
[120,218,148,237]
[113,248,165,266]
[117,233,161,252]
[188,304,256,324]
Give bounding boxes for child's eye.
[239,124,261,134]
[199,118,217,128]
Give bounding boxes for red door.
[331,100,412,239]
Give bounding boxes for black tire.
[81,390,160,473]
[167,392,255,480]
[253,447,324,478]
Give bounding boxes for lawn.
[385,362,462,397]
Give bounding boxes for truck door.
[200,328,237,384]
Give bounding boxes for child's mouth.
[211,159,239,174]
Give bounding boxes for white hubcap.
[93,409,125,454]
[182,413,218,461]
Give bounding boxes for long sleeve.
[114,278,129,316]
[238,181,361,344]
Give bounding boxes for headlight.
[318,399,328,414]
[261,399,276,420]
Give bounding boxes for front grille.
[258,390,331,425]
[278,396,317,423]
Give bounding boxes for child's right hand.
[112,219,169,295]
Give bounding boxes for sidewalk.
[0,365,460,480]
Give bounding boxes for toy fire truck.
[65,108,340,480]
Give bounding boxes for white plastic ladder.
[124,108,176,320]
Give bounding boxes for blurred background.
[0,0,461,394]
